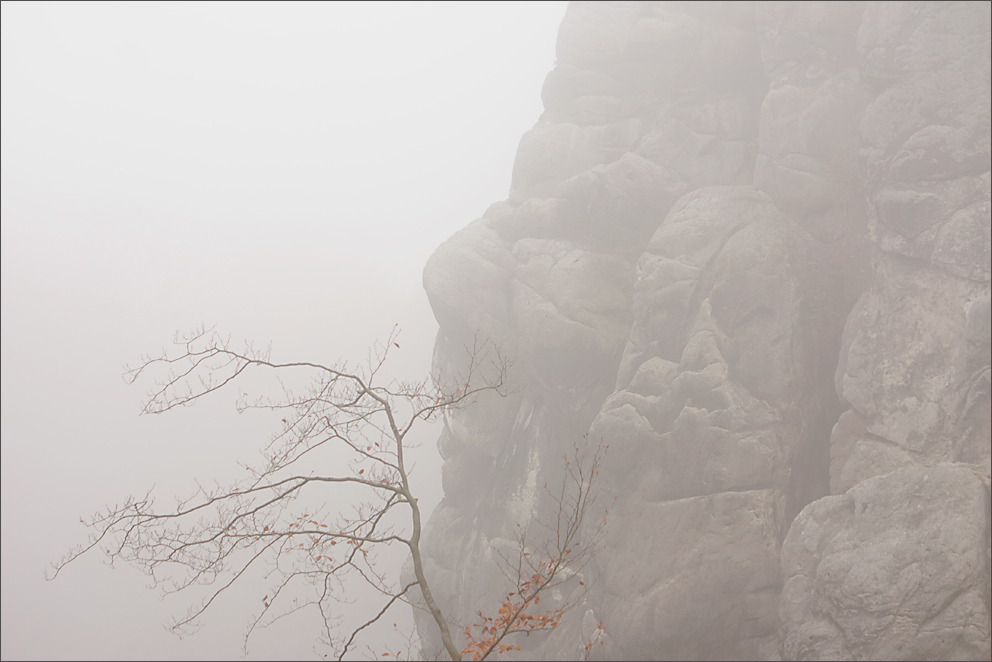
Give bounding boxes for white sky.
[0,2,567,659]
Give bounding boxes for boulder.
[781,463,991,661]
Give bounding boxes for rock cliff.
[414,2,991,659]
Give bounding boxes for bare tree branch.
[51,326,512,660]
[459,440,609,661]
[52,326,602,660]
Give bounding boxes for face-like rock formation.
[413,2,990,659]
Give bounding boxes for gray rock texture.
[414,2,991,660]
[780,463,991,661]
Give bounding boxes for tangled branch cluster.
[50,325,608,660]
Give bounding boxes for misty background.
[0,2,567,659]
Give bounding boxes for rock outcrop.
[414,2,991,660]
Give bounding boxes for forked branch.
[50,326,511,661]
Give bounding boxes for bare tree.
[49,325,604,661]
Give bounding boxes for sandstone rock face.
[781,464,991,661]
[414,2,991,660]
[829,0,992,485]
[780,3,992,659]
[587,186,825,658]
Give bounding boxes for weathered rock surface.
[414,2,991,660]
[781,463,991,661]
[829,0,992,492]
[598,488,785,661]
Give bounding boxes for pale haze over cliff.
[3,2,990,661]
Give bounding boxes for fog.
[0,2,567,659]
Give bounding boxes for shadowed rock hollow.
[412,2,991,659]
